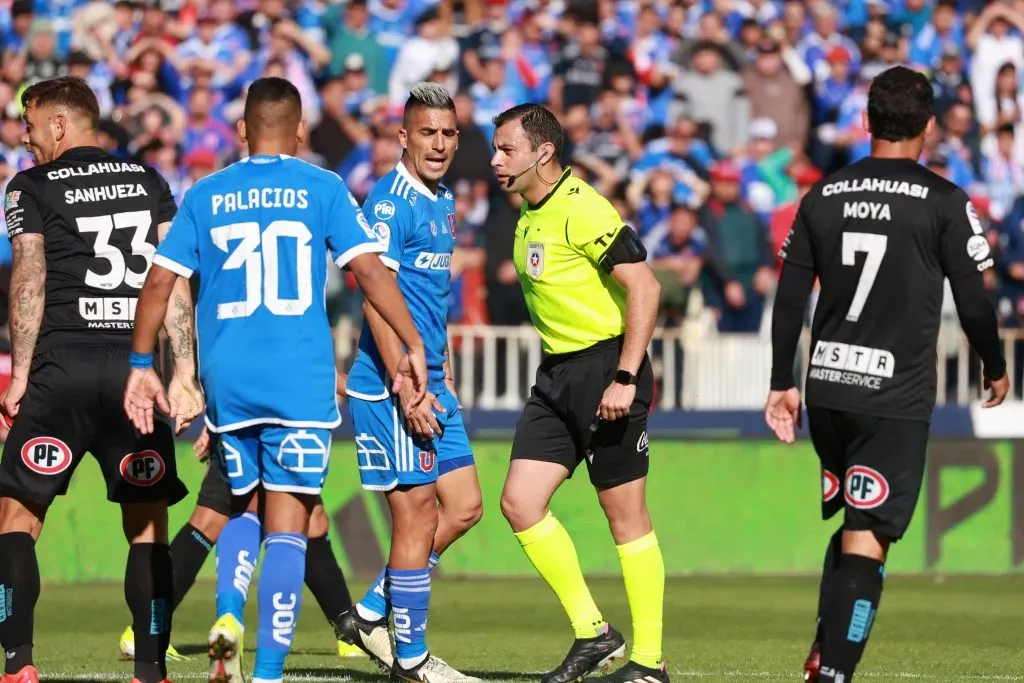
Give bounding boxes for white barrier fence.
[332,322,1024,411]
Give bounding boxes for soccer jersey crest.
[527,241,544,278]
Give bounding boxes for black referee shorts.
[0,346,188,507]
[808,406,929,541]
[511,336,653,489]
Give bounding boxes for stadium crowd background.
[0,0,1023,362]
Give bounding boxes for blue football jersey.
[155,154,386,432]
[346,162,456,400]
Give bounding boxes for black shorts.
[0,347,187,507]
[196,454,233,518]
[511,336,653,489]
[808,406,928,540]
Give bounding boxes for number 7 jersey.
[779,156,993,422]
[155,154,387,432]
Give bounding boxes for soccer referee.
[491,104,667,683]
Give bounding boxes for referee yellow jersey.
[513,168,628,356]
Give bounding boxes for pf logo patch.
[21,436,73,475]
[526,241,544,279]
[120,450,166,486]
[822,470,840,502]
[844,465,889,509]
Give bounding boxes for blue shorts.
[215,425,332,496]
[348,389,474,491]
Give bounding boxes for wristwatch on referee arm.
[615,369,638,386]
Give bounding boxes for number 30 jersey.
[156,154,386,432]
[2,146,178,357]
[780,156,992,422]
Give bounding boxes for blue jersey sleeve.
[154,191,200,278]
[327,178,388,268]
[364,193,413,272]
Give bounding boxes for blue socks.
[389,567,431,669]
[357,551,439,622]
[215,512,262,624]
[253,533,307,682]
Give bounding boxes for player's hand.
[400,388,444,440]
[765,387,802,443]
[193,426,211,463]
[0,375,27,442]
[983,373,1010,409]
[167,374,204,435]
[393,346,428,406]
[597,380,635,422]
[124,367,171,435]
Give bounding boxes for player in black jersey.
[0,77,202,683]
[766,66,1009,683]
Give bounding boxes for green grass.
[29,576,1024,682]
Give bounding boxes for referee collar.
[526,166,572,211]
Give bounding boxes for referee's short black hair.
[493,103,564,163]
[244,77,302,137]
[21,76,100,131]
[867,66,933,142]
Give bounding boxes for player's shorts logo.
[844,465,889,509]
[374,200,396,221]
[21,437,72,475]
[822,470,840,502]
[527,241,544,279]
[120,450,166,486]
[418,450,436,472]
[636,431,649,453]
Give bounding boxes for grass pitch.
[30,576,1023,682]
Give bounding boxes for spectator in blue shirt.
[909,0,965,72]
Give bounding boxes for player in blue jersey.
[337,83,483,683]
[124,77,428,683]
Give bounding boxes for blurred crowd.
[1,0,1024,342]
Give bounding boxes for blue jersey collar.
[396,161,438,202]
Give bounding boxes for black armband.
[599,226,647,273]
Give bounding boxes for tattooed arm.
[158,221,195,377]
[8,233,46,382]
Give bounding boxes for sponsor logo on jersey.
[120,450,166,486]
[844,465,889,509]
[808,340,893,390]
[965,201,984,234]
[45,161,146,181]
[418,450,436,472]
[374,200,396,221]
[966,234,990,262]
[429,220,437,237]
[79,297,138,329]
[4,190,20,208]
[21,437,73,475]
[447,212,456,237]
[414,252,451,270]
[843,201,891,221]
[527,241,544,278]
[821,178,929,199]
[823,470,840,502]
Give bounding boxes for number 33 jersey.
[156,154,387,432]
[2,146,178,356]
[779,156,992,422]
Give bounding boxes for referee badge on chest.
[527,241,545,279]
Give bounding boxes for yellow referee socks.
[514,512,606,639]
[618,531,665,668]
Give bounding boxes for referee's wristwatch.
[614,369,638,386]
